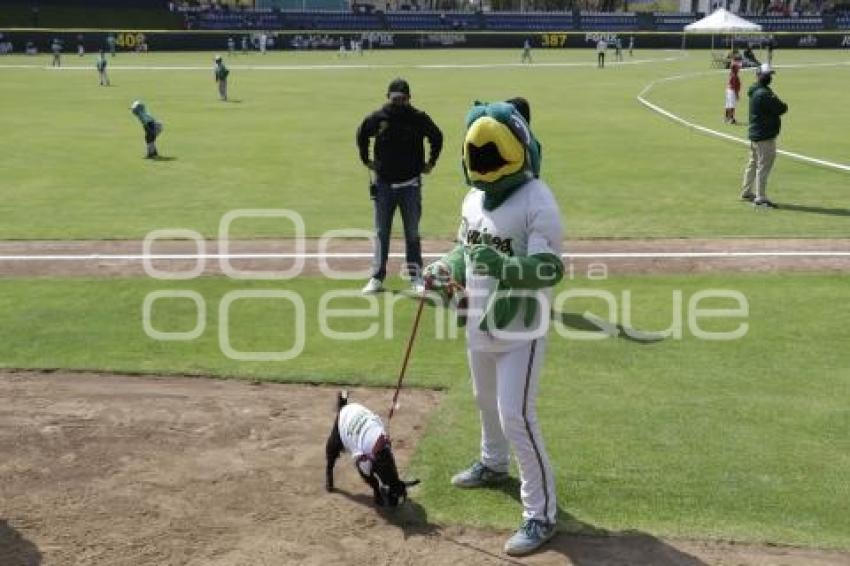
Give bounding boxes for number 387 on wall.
[540,33,567,47]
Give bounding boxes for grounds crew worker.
[356,78,443,295]
[740,63,787,209]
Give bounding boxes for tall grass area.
[0,49,847,239]
[0,273,848,548]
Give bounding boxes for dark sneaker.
[754,197,778,209]
[740,192,756,201]
[450,461,508,488]
[504,519,557,556]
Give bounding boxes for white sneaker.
[362,278,384,294]
[410,277,425,294]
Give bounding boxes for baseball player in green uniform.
[96,50,109,86]
[424,101,564,557]
[521,38,532,64]
[214,55,229,101]
[130,100,163,159]
[50,38,62,67]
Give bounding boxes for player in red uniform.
[725,55,742,124]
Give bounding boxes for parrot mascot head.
[461,101,542,211]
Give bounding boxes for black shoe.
[740,192,755,201]
[754,197,777,209]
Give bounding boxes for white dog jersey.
[338,403,387,475]
[458,178,564,352]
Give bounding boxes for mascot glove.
[466,244,506,279]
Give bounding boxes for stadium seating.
[176,6,836,33]
[281,11,382,30]
[486,12,574,31]
[654,12,698,31]
[195,9,282,30]
[838,14,850,29]
[580,12,638,31]
[749,15,824,31]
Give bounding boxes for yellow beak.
[463,116,525,183]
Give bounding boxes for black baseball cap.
[387,78,410,98]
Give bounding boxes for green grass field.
[1,274,848,548]
[2,46,849,553]
[1,48,848,240]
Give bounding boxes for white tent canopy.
[684,8,762,32]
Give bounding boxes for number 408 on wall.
[116,32,147,49]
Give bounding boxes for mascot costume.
[424,100,564,557]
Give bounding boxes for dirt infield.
[2,371,849,566]
[1,238,849,277]
[3,239,849,564]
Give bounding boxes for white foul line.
[0,54,684,72]
[637,64,850,173]
[1,251,849,261]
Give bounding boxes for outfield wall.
[3,29,850,52]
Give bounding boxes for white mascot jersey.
[459,178,564,353]
[338,403,386,474]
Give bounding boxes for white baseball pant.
[469,338,557,524]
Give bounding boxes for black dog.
[325,391,419,507]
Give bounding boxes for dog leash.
[387,277,466,424]
[387,279,431,424]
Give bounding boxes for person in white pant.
[425,100,563,557]
[596,38,607,68]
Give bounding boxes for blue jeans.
[371,178,422,281]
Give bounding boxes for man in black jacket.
[356,78,443,294]
[740,63,787,208]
